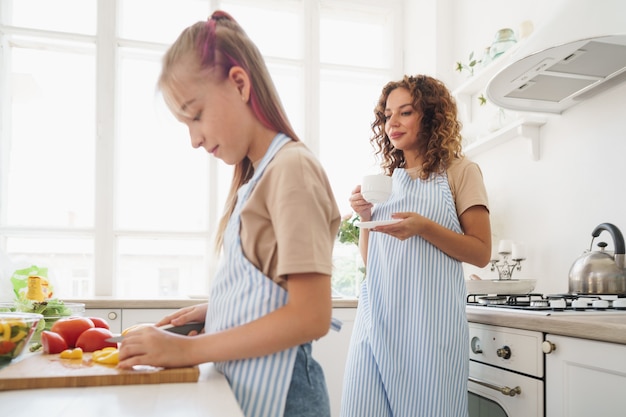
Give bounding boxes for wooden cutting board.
[0,351,199,391]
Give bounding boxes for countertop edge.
[67,298,359,309]
[466,308,626,345]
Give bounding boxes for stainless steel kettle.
[568,223,626,295]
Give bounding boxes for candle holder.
[490,252,524,280]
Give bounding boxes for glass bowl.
[0,312,44,365]
[0,300,85,343]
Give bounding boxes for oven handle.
[468,376,522,397]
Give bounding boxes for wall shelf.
[464,116,547,160]
[453,44,549,160]
[452,45,520,121]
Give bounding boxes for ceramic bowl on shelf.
[0,312,43,365]
[465,279,536,295]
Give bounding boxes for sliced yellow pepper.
[121,323,151,336]
[92,346,117,359]
[0,322,10,341]
[92,348,119,365]
[1,320,29,342]
[9,329,27,343]
[60,347,83,359]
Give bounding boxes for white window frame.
[0,0,404,298]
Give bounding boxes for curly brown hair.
[371,75,463,180]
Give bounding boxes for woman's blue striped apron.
[341,169,469,417]
[207,133,341,417]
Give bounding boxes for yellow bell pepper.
[92,347,119,365]
[121,323,151,336]
[9,329,27,343]
[60,347,83,359]
[92,347,117,357]
[1,320,29,341]
[0,322,10,341]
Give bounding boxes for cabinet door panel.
[545,334,626,417]
[121,309,179,330]
[85,308,122,333]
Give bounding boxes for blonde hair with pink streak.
[158,11,299,250]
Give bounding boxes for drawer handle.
[469,376,522,397]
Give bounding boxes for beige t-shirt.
[405,157,489,217]
[240,141,341,289]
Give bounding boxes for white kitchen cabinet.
[544,334,626,417]
[85,308,122,333]
[121,308,179,329]
[313,307,357,417]
[85,308,178,333]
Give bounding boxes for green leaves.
[455,51,480,76]
[338,214,360,246]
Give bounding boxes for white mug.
[361,174,392,203]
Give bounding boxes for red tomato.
[75,327,118,352]
[50,317,95,348]
[41,330,68,354]
[88,317,110,330]
[0,340,16,355]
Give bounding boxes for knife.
[105,322,205,343]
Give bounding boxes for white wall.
[405,0,626,295]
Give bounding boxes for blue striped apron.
[207,133,341,417]
[341,169,469,417]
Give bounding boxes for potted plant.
[336,214,365,297]
[338,214,360,247]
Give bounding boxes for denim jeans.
[284,343,331,417]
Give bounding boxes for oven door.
[468,361,544,417]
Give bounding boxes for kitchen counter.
[68,298,206,309]
[466,306,626,345]
[68,297,358,309]
[2,362,244,416]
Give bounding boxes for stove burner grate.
[467,293,545,307]
[467,292,626,311]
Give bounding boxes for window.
[0,0,403,299]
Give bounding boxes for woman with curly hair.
[341,75,491,416]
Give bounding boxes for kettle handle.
[592,223,625,255]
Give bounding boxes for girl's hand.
[349,185,373,221]
[117,325,199,369]
[155,303,208,328]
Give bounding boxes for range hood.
[486,0,626,114]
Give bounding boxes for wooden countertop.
[466,306,626,345]
[2,362,244,416]
[68,298,359,309]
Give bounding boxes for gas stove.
[466,293,626,316]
